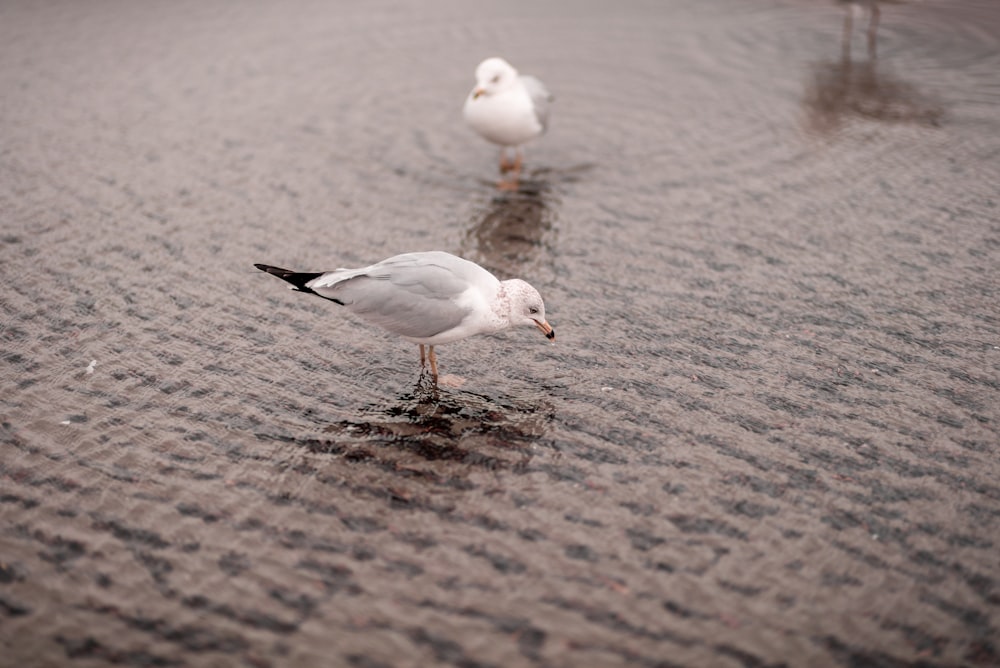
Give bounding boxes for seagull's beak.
[472,87,486,99]
[534,319,555,341]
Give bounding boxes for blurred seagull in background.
[463,57,552,187]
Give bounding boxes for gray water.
[2,0,999,666]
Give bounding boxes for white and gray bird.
[463,57,552,181]
[255,251,554,379]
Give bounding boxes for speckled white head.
[499,278,554,340]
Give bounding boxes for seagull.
[463,57,552,183]
[254,251,554,379]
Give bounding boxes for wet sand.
[2,0,999,666]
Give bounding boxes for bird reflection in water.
[317,387,553,469]
[461,169,570,280]
[804,1,944,136]
[838,0,901,61]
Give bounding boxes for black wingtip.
[254,263,290,277]
[254,263,324,292]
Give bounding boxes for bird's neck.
[490,282,515,328]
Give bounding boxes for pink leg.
[427,346,438,378]
[499,148,517,173]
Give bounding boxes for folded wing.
[307,257,474,339]
[521,75,552,131]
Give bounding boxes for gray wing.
[309,259,473,340]
[521,75,553,131]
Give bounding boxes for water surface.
[2,0,999,665]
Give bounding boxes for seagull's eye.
[490,74,501,84]
[528,306,539,315]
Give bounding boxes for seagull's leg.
[419,344,427,369]
[867,2,880,60]
[428,346,439,379]
[512,147,524,175]
[497,147,524,191]
[499,147,516,173]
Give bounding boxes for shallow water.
[2,0,999,665]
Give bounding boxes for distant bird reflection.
[461,171,557,279]
[804,1,944,135]
[837,0,901,60]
